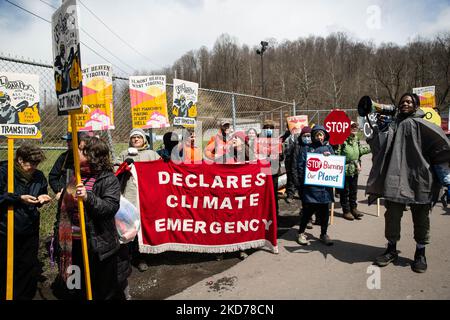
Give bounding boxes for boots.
[351,207,363,220]
[343,211,354,221]
[412,247,427,273]
[375,242,398,267]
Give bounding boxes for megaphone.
[358,96,396,117]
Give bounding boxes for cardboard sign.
[130,75,170,129]
[304,153,346,189]
[413,86,436,108]
[172,79,198,127]
[287,115,308,134]
[0,73,41,139]
[52,0,83,113]
[69,64,114,131]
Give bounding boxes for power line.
[78,0,162,70]
[5,0,130,75]
[6,0,51,23]
[39,0,138,73]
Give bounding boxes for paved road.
[168,153,450,300]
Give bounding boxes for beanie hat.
[129,128,147,140]
[300,126,312,136]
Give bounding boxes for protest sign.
[133,160,278,254]
[287,115,308,133]
[413,86,436,108]
[172,79,198,127]
[324,110,351,145]
[69,64,114,131]
[129,75,170,129]
[0,73,41,139]
[304,153,346,189]
[52,0,83,113]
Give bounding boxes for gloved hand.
[124,158,134,165]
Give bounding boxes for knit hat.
[300,126,312,136]
[129,128,147,140]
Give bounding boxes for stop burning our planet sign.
[304,153,346,189]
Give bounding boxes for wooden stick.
[6,138,14,300]
[70,114,93,300]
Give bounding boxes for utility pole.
[256,41,269,97]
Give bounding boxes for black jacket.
[55,170,121,261]
[0,161,48,236]
[49,150,73,194]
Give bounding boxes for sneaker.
[351,208,363,220]
[343,212,354,221]
[320,234,334,246]
[239,251,248,260]
[411,247,427,273]
[216,254,224,261]
[375,243,398,267]
[137,261,149,272]
[297,233,309,245]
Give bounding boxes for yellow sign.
[0,73,42,139]
[421,107,441,126]
[68,65,114,132]
[287,115,308,134]
[129,75,170,129]
[413,86,436,108]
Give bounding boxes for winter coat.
[48,150,74,194]
[117,148,160,208]
[55,170,121,261]
[205,131,232,160]
[283,134,298,173]
[366,109,450,205]
[336,135,371,177]
[0,161,48,236]
[291,137,309,190]
[297,125,335,204]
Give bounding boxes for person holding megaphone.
[363,93,450,273]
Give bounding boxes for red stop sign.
[324,109,351,145]
[307,158,322,172]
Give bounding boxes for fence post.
[231,93,236,130]
[293,100,296,116]
[280,108,283,132]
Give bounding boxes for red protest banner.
[133,160,278,254]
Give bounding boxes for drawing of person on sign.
[172,79,198,127]
[173,94,193,118]
[0,91,29,125]
[54,43,72,94]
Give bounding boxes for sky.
[1,0,450,76]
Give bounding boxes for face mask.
[302,136,311,144]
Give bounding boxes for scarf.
[14,162,34,185]
[58,169,97,282]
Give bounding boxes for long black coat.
[0,161,48,236]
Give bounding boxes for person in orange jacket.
[205,120,234,162]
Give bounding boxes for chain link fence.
[0,54,358,237]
